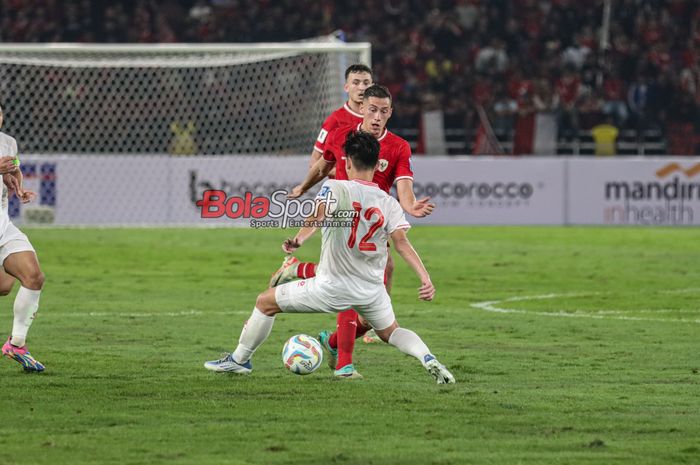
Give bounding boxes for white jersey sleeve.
[0,132,18,157]
[383,196,411,234]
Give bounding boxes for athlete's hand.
[418,280,435,301]
[287,185,305,199]
[0,156,18,174]
[18,189,36,204]
[408,197,435,218]
[282,237,302,254]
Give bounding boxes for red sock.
[335,309,358,369]
[328,314,371,350]
[296,263,316,279]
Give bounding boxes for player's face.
[344,72,373,105]
[361,96,392,137]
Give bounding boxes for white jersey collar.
[352,179,380,188]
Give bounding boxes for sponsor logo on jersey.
[378,159,389,172]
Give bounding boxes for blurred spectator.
[627,73,652,133]
[591,117,619,156]
[532,78,559,154]
[490,84,517,140]
[602,67,629,127]
[578,89,605,131]
[555,66,582,139]
[562,32,592,70]
[513,86,536,155]
[476,38,509,74]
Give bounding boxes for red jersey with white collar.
[313,103,364,154]
[322,123,413,194]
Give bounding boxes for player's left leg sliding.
[269,258,316,288]
[385,327,455,385]
[203,307,275,374]
[269,256,299,287]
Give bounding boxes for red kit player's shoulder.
[381,130,411,151]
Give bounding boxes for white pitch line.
[661,287,700,294]
[470,293,700,324]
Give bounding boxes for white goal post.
[0,40,371,155]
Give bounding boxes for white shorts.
[275,277,396,330]
[0,223,36,265]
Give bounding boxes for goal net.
[0,40,370,155]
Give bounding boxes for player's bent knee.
[375,321,399,343]
[23,270,45,290]
[255,289,279,316]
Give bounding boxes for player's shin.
[10,287,41,347]
[232,307,275,364]
[387,327,432,365]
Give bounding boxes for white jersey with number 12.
[314,179,410,297]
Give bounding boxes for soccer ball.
[282,334,323,375]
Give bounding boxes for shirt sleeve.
[9,137,18,158]
[394,140,413,182]
[314,114,337,153]
[385,196,411,234]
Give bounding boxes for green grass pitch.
[0,226,698,465]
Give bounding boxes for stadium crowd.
[1,0,699,154]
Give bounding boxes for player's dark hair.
[344,64,373,80]
[344,130,380,171]
[363,84,392,104]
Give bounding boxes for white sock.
[11,287,41,347]
[232,308,275,363]
[387,327,432,366]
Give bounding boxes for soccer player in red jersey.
[308,64,373,171]
[272,85,434,378]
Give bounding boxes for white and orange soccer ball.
[282,334,323,375]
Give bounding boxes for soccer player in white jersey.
[204,131,455,384]
[0,104,47,372]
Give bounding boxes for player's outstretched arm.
[396,179,435,218]
[390,228,435,301]
[288,158,334,199]
[282,201,327,253]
